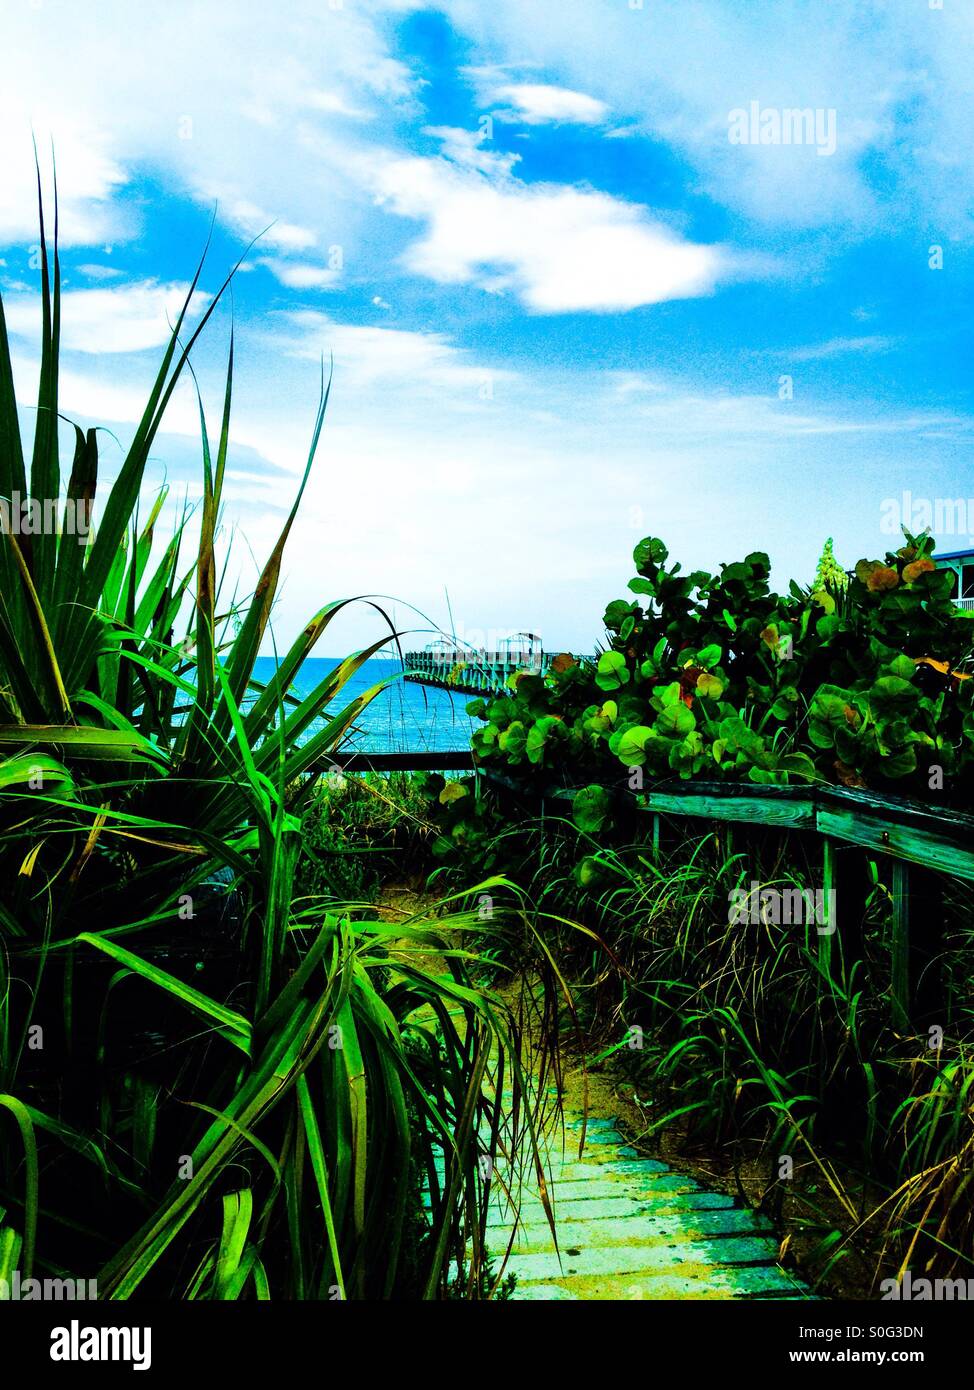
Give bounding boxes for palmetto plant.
[0,198,553,1298]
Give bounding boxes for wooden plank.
[402,673,489,697]
[816,800,974,882]
[823,785,974,840]
[649,780,811,802]
[640,782,974,882]
[648,786,816,830]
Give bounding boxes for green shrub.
[428,530,974,865]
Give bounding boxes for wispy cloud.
[263,310,510,391]
[4,281,208,354]
[0,0,421,255]
[75,264,126,282]
[443,0,974,236]
[258,259,340,290]
[366,128,728,312]
[495,82,608,126]
[608,376,968,439]
[785,336,899,362]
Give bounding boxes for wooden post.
[890,860,946,1032]
[820,838,867,981]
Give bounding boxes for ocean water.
[251,656,476,754]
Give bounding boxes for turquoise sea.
[252,656,476,754]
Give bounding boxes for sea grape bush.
[432,530,974,850]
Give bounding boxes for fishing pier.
[404,633,550,696]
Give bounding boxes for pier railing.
[403,647,547,695]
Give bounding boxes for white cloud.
[259,258,340,290]
[298,90,372,120]
[0,107,127,247]
[44,359,203,435]
[75,264,126,282]
[606,373,968,439]
[0,1,421,254]
[223,199,317,252]
[368,131,725,312]
[491,82,609,126]
[463,65,609,126]
[11,352,304,512]
[611,372,668,397]
[4,281,209,354]
[265,310,508,391]
[421,125,520,176]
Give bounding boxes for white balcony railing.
[955,597,974,611]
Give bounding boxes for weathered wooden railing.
[642,781,974,1032]
[646,782,974,880]
[315,751,974,1031]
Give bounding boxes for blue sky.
[1,0,972,654]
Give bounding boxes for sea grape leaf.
[439,780,469,805]
[656,703,696,738]
[633,536,668,572]
[613,725,655,766]
[596,650,630,691]
[572,784,612,834]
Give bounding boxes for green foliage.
[0,203,550,1300]
[296,772,435,904]
[572,784,612,834]
[451,531,974,837]
[420,527,974,1294]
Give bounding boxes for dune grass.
[0,192,560,1299]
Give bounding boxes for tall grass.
[297,772,437,904]
[441,802,974,1293]
[0,189,557,1299]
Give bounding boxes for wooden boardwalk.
[487,1110,812,1301]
